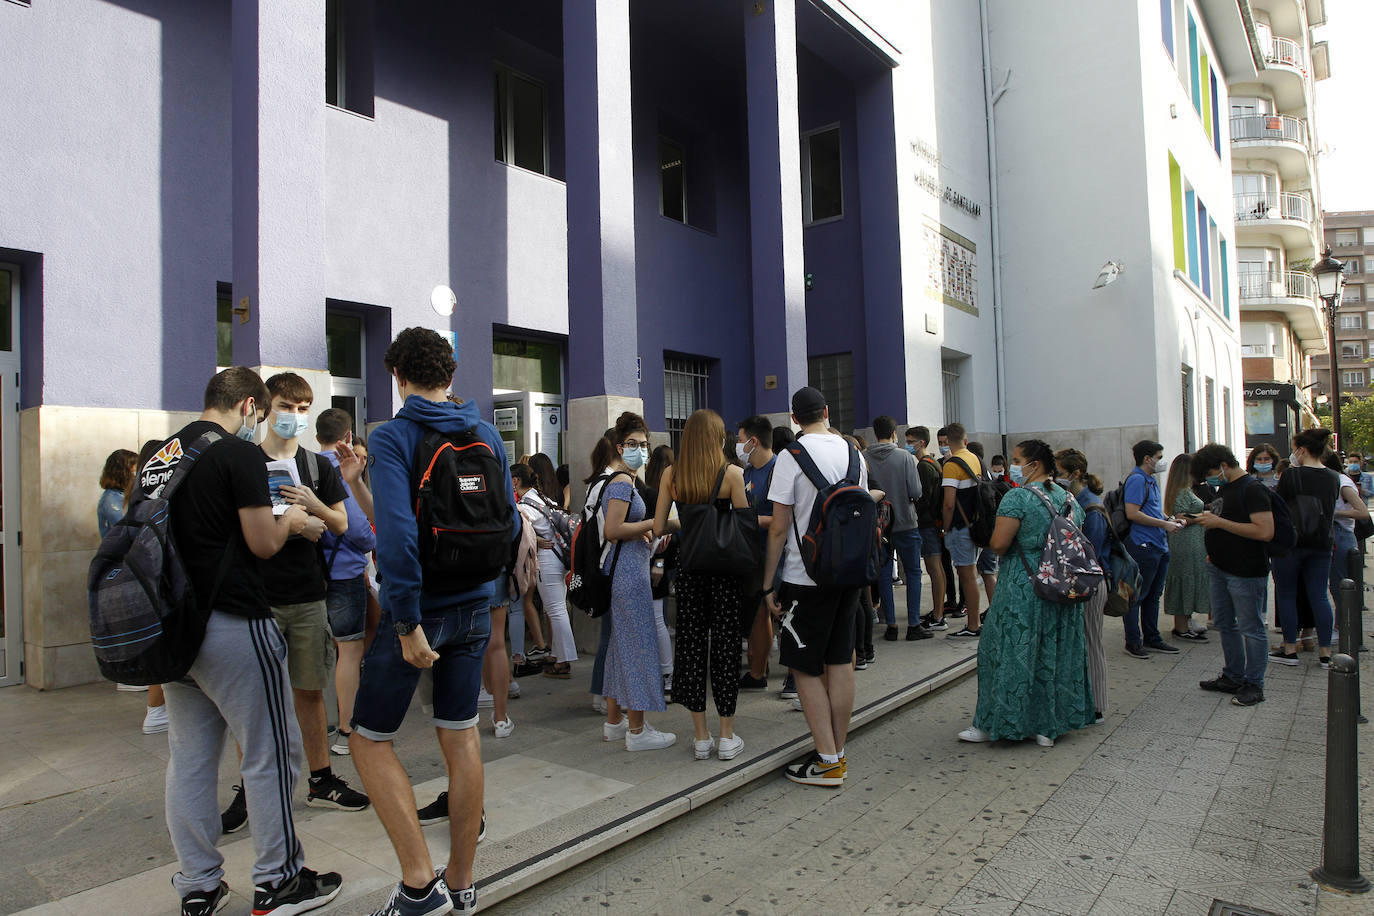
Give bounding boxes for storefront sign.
[1243,383,1294,400]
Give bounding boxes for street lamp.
[1314,247,1347,446]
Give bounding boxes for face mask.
[1290,451,1301,466]
[904,444,917,454]
[1008,464,1025,484]
[622,445,648,470]
[1254,461,1273,474]
[1206,474,1225,488]
[235,401,259,442]
[1349,464,1362,475]
[271,412,310,440]
[1153,456,1170,474]
[735,441,753,463]
[938,445,951,456]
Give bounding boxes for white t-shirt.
[1337,473,1357,533]
[768,432,869,587]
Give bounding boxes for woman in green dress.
[957,440,1095,747]
[1162,453,1211,641]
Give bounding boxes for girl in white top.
[514,465,578,677]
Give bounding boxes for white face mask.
[735,441,753,463]
[1153,456,1169,475]
[235,400,259,442]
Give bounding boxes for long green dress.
[1163,489,1211,618]
[973,482,1096,741]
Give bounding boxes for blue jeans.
[878,528,924,627]
[1208,566,1269,688]
[1123,542,1169,648]
[1272,547,1334,647]
[1329,525,1358,609]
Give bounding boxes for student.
[1057,448,1110,720]
[934,426,966,619]
[1121,440,1183,658]
[1247,443,1282,491]
[1191,444,1276,706]
[515,462,577,679]
[941,424,985,639]
[866,416,926,642]
[737,414,777,688]
[156,368,341,916]
[988,455,1009,482]
[1269,429,1341,668]
[314,408,377,757]
[764,387,867,787]
[350,328,520,916]
[906,426,948,632]
[98,449,137,536]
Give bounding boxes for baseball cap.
[791,386,827,416]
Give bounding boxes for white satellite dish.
[1092,260,1125,290]
[430,285,456,317]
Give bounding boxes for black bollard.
[1347,548,1369,651]
[1311,654,1371,894]
[1338,581,1367,725]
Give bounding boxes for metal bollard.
[1346,549,1368,651]
[1338,581,1367,725]
[1311,654,1371,894]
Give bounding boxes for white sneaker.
[330,729,352,756]
[1034,734,1054,747]
[141,704,169,735]
[117,683,148,692]
[592,696,608,715]
[626,723,676,752]
[603,716,628,742]
[477,687,494,709]
[508,680,521,699]
[493,717,515,738]
[790,698,803,711]
[717,734,745,761]
[958,725,991,743]
[693,737,716,760]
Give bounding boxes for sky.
[1313,0,1373,212]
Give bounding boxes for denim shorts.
[351,595,492,740]
[490,572,511,609]
[918,527,943,557]
[945,526,979,567]
[977,549,999,575]
[325,574,368,642]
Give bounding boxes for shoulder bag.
[677,467,762,575]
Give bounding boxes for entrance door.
[0,266,21,686]
[492,392,564,465]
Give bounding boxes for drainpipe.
[978,0,1009,458]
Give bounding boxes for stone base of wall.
[1008,424,1161,490]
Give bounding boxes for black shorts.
[776,583,860,676]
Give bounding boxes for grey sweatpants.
[165,612,305,897]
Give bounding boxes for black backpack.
[411,427,514,592]
[87,431,232,686]
[786,440,881,588]
[1102,481,1134,541]
[1241,475,1296,558]
[566,473,627,617]
[945,456,1001,548]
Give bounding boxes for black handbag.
[676,467,763,575]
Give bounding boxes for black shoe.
[1124,644,1150,660]
[921,615,949,631]
[306,773,370,811]
[181,881,230,916]
[854,654,869,671]
[946,627,980,639]
[1172,629,1208,642]
[252,867,342,915]
[1268,648,1300,667]
[944,604,968,619]
[864,648,876,665]
[906,626,933,641]
[739,673,768,689]
[779,674,798,700]
[417,791,449,826]
[512,660,543,678]
[1144,640,1180,654]
[221,783,247,835]
[1199,674,1243,693]
[1231,684,1266,707]
[882,625,899,642]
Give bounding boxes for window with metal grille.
[808,352,855,435]
[663,355,710,451]
[942,360,962,425]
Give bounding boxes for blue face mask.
[1008,464,1025,484]
[271,411,310,440]
[1206,474,1225,488]
[1349,464,1363,476]
[235,400,259,442]
[904,444,917,455]
[1253,461,1273,474]
[621,445,649,470]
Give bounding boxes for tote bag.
[677,467,762,575]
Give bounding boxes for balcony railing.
[1237,269,1317,301]
[1230,114,1308,146]
[1265,35,1307,73]
[1234,191,1313,224]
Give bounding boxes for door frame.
[0,264,23,687]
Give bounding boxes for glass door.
[327,311,365,437]
[0,266,22,686]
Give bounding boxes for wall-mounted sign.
[923,222,978,316]
[494,407,518,432]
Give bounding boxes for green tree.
[1336,396,1374,455]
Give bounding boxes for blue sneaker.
[369,877,452,916]
[780,673,797,700]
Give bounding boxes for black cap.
[791,386,827,416]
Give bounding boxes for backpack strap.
[158,430,227,502]
[302,449,320,491]
[785,441,829,492]
[945,455,979,528]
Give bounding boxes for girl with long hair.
[1247,443,1282,490]
[1162,453,1210,641]
[653,410,749,760]
[1056,448,1109,720]
[514,463,578,679]
[1271,428,1341,669]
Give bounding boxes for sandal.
[543,663,572,679]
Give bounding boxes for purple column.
[231,0,328,370]
[564,0,638,400]
[744,0,807,414]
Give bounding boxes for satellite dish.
[431,285,456,317]
[1092,260,1125,290]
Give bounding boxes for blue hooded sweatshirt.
[371,395,520,624]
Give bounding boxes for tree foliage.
[1336,396,1374,456]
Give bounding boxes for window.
[1205,376,1216,442]
[664,354,711,451]
[1161,0,1174,59]
[1343,370,1366,388]
[802,126,843,223]
[1198,201,1212,297]
[658,137,687,223]
[1342,343,1364,359]
[1334,229,1360,247]
[1344,286,1363,302]
[1223,386,1233,447]
[1169,155,1186,270]
[1339,313,1363,330]
[1187,13,1201,115]
[327,310,366,432]
[1364,228,1374,246]
[495,66,548,175]
[216,282,233,368]
[1220,237,1231,317]
[1345,259,1362,275]
[1182,365,1195,453]
[325,0,374,117]
[1367,310,1374,329]
[1209,67,1221,155]
[1185,187,1199,284]
[809,352,856,435]
[942,359,962,425]
[493,338,563,395]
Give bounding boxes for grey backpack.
[1015,485,1104,604]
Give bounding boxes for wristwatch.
[393,619,419,637]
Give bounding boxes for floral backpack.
[1014,485,1104,604]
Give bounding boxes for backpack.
[945,456,1001,547]
[511,502,541,597]
[1102,480,1134,541]
[786,440,881,588]
[1014,485,1104,604]
[1085,504,1141,617]
[1285,467,1332,550]
[876,497,895,549]
[523,492,573,568]
[87,431,232,686]
[566,473,627,617]
[411,427,514,592]
[1241,475,1296,558]
[915,456,943,524]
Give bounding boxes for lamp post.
[1315,248,1347,446]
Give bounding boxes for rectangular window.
[664,354,710,451]
[942,360,962,425]
[1200,52,1213,140]
[1162,0,1174,59]
[494,66,549,175]
[1364,228,1374,245]
[1205,377,1216,442]
[1220,237,1231,317]
[1346,258,1363,275]
[1344,286,1363,302]
[1334,229,1360,247]
[325,0,374,117]
[1169,155,1186,269]
[1187,14,1201,114]
[1342,343,1363,359]
[809,352,856,435]
[1209,68,1221,155]
[1343,370,1365,388]
[1182,365,1195,453]
[1199,206,1212,299]
[1223,386,1233,447]
[493,338,563,395]
[802,125,843,224]
[216,282,233,368]
[658,137,687,223]
[1339,313,1362,330]
[1186,188,1199,284]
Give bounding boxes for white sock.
[819,752,840,764]
[836,747,844,759]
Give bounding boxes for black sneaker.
[1144,639,1180,654]
[1124,644,1150,660]
[780,674,798,700]
[525,645,551,662]
[738,673,767,689]
[882,625,899,641]
[1199,673,1243,693]
[947,627,980,639]
[906,626,933,641]
[221,783,247,835]
[307,773,370,811]
[1172,629,1208,642]
[512,660,543,678]
[1268,648,1300,667]
[1231,684,1266,707]
[854,654,869,671]
[417,791,448,826]
[864,648,876,665]
[181,881,230,916]
[944,603,968,619]
[252,867,342,916]
[921,615,949,632]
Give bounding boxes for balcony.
[1230,115,1312,180]
[1238,269,1326,351]
[1259,35,1310,110]
[1234,191,1317,255]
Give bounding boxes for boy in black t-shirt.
[1191,444,1276,708]
[155,368,342,916]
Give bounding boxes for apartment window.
[1185,187,1199,284]
[1205,376,1216,441]
[658,137,687,223]
[495,66,548,175]
[1333,229,1359,247]
[1169,155,1186,270]
[1339,314,1362,330]
[325,0,375,117]
[1161,0,1174,59]
[216,282,233,368]
[1187,13,1201,115]
[1209,67,1221,155]
[1367,311,1374,329]
[664,354,710,451]
[1342,343,1364,359]
[809,352,856,435]
[1182,365,1195,453]
[1343,370,1365,388]
[1346,259,1363,275]
[802,126,843,224]
[1364,228,1374,246]
[1223,386,1233,447]
[1220,237,1231,317]
[1344,286,1363,303]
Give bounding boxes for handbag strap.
[709,465,728,502]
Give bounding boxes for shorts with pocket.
[918,526,944,557]
[945,526,979,568]
[977,549,999,575]
[270,599,336,691]
[325,574,368,642]
[776,583,859,677]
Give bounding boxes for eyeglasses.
[623,438,647,449]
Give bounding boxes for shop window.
[802,125,843,224]
[495,66,548,175]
